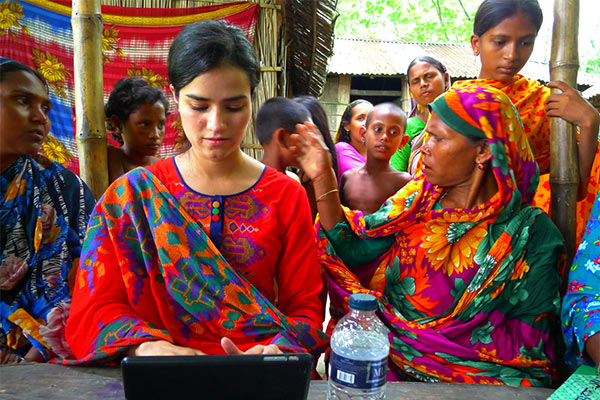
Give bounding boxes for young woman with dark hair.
[460,0,600,246]
[390,56,450,173]
[334,99,373,182]
[65,20,326,362]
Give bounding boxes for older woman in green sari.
[292,84,565,386]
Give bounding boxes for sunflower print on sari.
[31,49,71,99]
[317,85,563,385]
[419,217,488,276]
[0,0,29,37]
[127,63,168,88]
[102,26,124,63]
[40,133,74,166]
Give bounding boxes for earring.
[477,162,484,170]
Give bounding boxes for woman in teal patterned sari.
[562,191,600,370]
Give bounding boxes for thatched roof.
[284,0,338,97]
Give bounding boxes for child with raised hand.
[461,0,600,244]
[340,102,411,215]
[256,96,312,183]
[105,77,169,183]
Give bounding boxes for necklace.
[439,190,449,207]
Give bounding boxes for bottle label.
[329,352,387,389]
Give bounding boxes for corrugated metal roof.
[328,38,600,89]
[583,84,600,99]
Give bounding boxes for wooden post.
[549,0,579,271]
[72,0,108,199]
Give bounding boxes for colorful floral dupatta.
[452,76,600,245]
[318,86,565,386]
[0,155,94,362]
[65,168,328,363]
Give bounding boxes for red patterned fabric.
[65,161,327,363]
[0,0,258,173]
[146,158,325,329]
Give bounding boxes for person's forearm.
[313,170,344,230]
[578,117,599,181]
[585,332,600,366]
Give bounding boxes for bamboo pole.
[549,0,579,271]
[72,0,108,199]
[550,1,580,383]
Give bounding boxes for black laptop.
[121,353,313,400]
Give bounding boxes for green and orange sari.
[319,85,565,386]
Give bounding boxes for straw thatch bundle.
[284,0,337,97]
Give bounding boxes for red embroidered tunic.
[146,158,324,328]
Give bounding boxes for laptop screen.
[121,353,313,400]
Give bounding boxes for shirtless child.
[340,103,411,215]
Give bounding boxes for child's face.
[471,11,537,82]
[344,102,373,147]
[121,101,167,156]
[365,108,407,161]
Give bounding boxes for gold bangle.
[316,188,338,202]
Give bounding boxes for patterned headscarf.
[431,83,539,205]
[349,84,540,240]
[453,76,600,247]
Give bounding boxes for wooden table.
[0,363,554,399]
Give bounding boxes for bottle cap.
[349,293,377,312]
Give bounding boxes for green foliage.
[334,0,600,73]
[582,38,600,73]
[335,0,478,43]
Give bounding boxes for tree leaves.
[334,0,600,73]
[335,0,478,43]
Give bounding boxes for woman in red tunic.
[65,20,327,362]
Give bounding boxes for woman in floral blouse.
[562,192,600,370]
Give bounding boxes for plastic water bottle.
[328,293,389,400]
